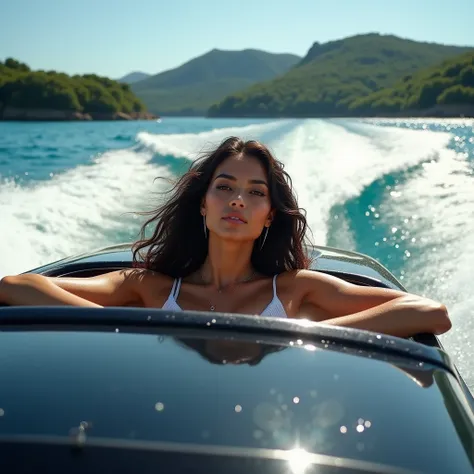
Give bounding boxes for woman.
[0,136,451,338]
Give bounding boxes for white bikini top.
[162,274,288,318]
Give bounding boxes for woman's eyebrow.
[214,173,268,186]
[214,173,236,181]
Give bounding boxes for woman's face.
[202,154,273,242]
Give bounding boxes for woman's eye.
[216,185,265,197]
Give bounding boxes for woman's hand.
[295,270,451,337]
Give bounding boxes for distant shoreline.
[0,107,159,122]
[206,104,474,120]
[1,108,472,122]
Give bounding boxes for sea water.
[0,117,473,387]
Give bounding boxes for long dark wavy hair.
[132,136,311,277]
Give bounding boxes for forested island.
[0,58,156,121]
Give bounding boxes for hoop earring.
[260,226,269,250]
[203,215,208,238]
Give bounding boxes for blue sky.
[1,0,472,79]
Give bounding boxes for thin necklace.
[199,270,256,311]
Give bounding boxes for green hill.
[119,71,151,84]
[131,49,301,115]
[208,33,473,117]
[348,51,474,115]
[0,58,150,120]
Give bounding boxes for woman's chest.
[143,278,294,315]
[140,276,329,321]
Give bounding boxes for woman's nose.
[230,194,246,208]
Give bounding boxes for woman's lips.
[222,216,246,224]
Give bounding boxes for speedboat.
[0,243,473,473]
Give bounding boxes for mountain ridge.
[130,48,301,115]
[208,33,473,117]
[118,71,151,84]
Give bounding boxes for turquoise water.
[0,117,473,385]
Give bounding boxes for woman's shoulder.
[114,268,175,304]
[276,268,340,292]
[279,268,346,283]
[130,268,175,289]
[277,269,321,283]
[108,267,172,284]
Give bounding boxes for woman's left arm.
[295,270,451,337]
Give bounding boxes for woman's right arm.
[0,269,144,307]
